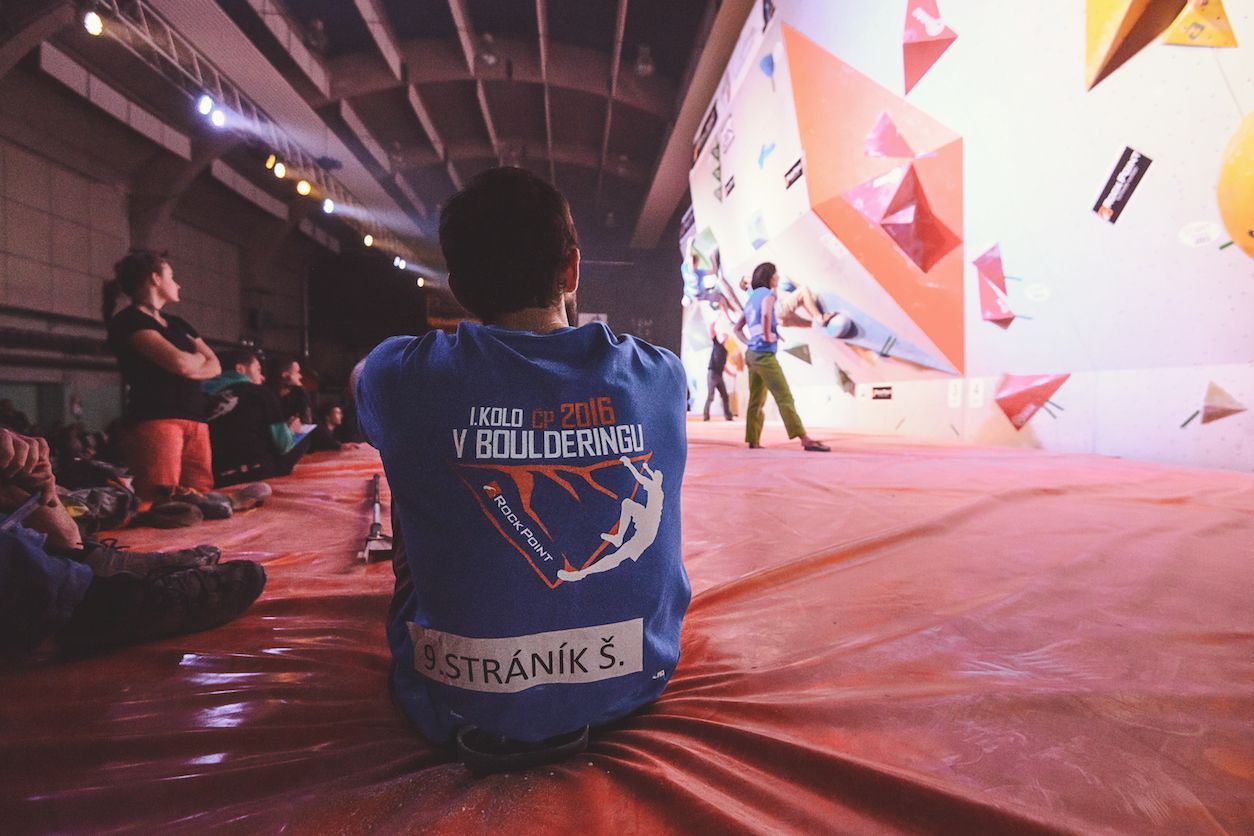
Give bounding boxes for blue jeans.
[0,526,92,655]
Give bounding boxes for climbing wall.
[681,0,1254,471]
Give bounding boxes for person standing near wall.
[104,250,221,499]
[734,262,830,452]
[703,319,733,421]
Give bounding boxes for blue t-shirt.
[744,287,779,353]
[357,322,691,743]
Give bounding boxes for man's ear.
[560,248,580,294]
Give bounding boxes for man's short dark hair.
[222,349,259,371]
[751,262,777,290]
[439,166,579,323]
[267,354,297,380]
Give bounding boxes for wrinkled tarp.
[2,422,1252,833]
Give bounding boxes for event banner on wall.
[1093,146,1152,223]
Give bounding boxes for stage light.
[83,10,104,36]
[416,277,425,288]
[210,109,226,128]
[196,95,214,116]
[273,161,286,179]
[398,259,406,270]
[296,179,312,196]
[322,198,334,214]
[363,234,374,247]
[264,153,277,170]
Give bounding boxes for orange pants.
[124,419,213,499]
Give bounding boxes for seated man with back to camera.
[355,166,690,773]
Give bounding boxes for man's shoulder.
[362,332,446,382]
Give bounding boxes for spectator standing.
[104,250,221,499]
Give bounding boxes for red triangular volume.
[903,0,957,93]
[973,244,1015,326]
[845,164,959,273]
[865,112,915,158]
[995,373,1069,430]
[1201,382,1247,424]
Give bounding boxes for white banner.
[408,618,644,694]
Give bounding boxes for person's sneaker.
[170,488,233,520]
[225,482,272,512]
[456,724,589,776]
[133,501,203,528]
[58,560,267,653]
[76,539,221,578]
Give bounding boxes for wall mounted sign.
[1094,146,1152,224]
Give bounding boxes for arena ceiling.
[218,0,718,255]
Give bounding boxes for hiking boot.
[225,482,272,512]
[134,501,203,528]
[170,488,233,520]
[75,538,221,578]
[58,560,267,653]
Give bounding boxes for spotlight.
[322,198,334,214]
[398,259,407,270]
[83,10,104,36]
[210,109,226,128]
[479,32,499,67]
[416,277,425,288]
[363,234,374,247]
[296,179,312,196]
[392,256,406,270]
[634,45,655,78]
[196,95,214,116]
[273,161,286,179]
[264,153,277,170]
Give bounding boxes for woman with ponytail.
[104,250,221,499]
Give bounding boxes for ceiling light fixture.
[479,32,499,67]
[209,109,226,128]
[634,44,655,78]
[264,153,277,170]
[196,94,215,116]
[296,179,312,196]
[273,161,286,179]
[83,10,104,36]
[322,198,334,214]
[363,234,374,247]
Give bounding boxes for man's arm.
[619,455,651,486]
[0,428,56,505]
[732,312,748,345]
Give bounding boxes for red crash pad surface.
[3,422,1253,833]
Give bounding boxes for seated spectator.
[0,399,31,434]
[269,356,313,425]
[308,404,358,452]
[53,422,96,465]
[0,427,265,656]
[355,167,690,772]
[104,250,220,500]
[206,350,312,487]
